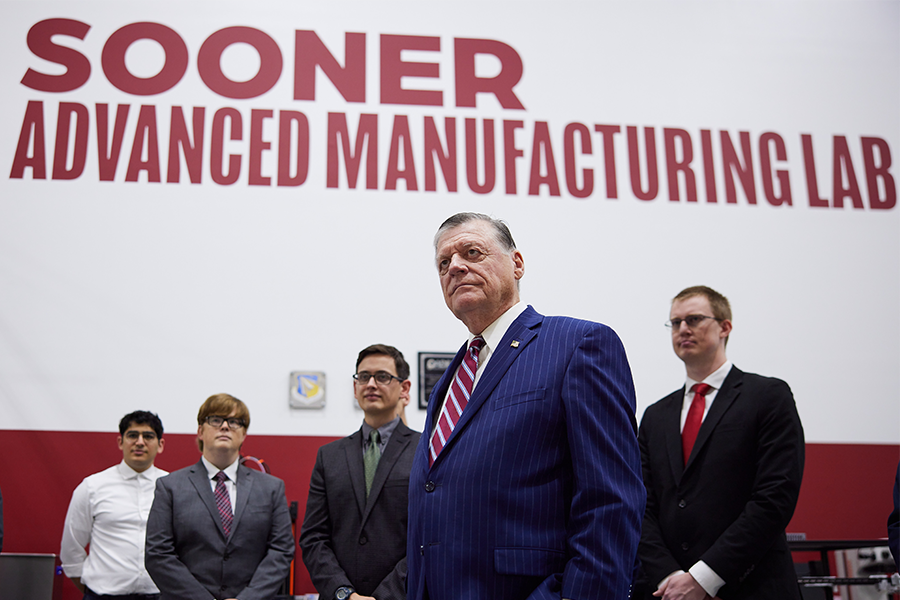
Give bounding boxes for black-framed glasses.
[205,415,246,429]
[665,314,723,329]
[124,430,158,442]
[353,371,403,385]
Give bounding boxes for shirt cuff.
[689,561,725,597]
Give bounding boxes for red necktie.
[682,383,711,465]
[214,471,233,536]
[429,337,485,466]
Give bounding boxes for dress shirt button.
[424,481,436,492]
[678,499,686,508]
[359,536,368,545]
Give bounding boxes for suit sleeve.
[531,324,646,600]
[699,378,804,585]
[298,448,353,598]
[889,463,900,571]
[637,412,683,587]
[238,477,295,600]
[372,556,407,600]
[145,476,216,600]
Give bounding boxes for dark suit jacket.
[889,463,899,572]
[145,460,294,600]
[638,366,804,600]
[407,306,645,600]
[299,421,420,600]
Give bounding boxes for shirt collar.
[201,455,240,482]
[685,360,733,392]
[116,460,157,480]
[361,416,401,445]
[473,301,527,351]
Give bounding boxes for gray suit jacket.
[145,460,294,600]
[299,421,420,600]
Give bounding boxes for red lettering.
[503,120,524,194]
[720,130,756,204]
[248,110,273,186]
[454,39,524,109]
[21,19,91,92]
[861,137,895,210]
[96,104,131,181]
[700,129,717,203]
[167,107,205,184]
[326,113,378,189]
[294,31,365,102]
[211,108,242,185]
[593,125,620,199]
[465,118,495,194]
[801,134,828,208]
[759,132,791,206]
[52,102,89,180]
[102,23,188,96]
[380,35,441,106]
[199,27,282,99]
[385,115,418,190]
[278,111,310,187]
[125,105,161,182]
[832,135,863,209]
[9,101,47,179]
[627,126,658,201]
[424,117,457,192]
[663,128,696,202]
[528,122,560,196]
[564,123,593,199]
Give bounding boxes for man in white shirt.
[638,286,804,600]
[61,410,167,599]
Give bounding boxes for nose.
[677,320,691,333]
[447,253,468,275]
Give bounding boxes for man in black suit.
[299,344,420,600]
[638,286,804,600]
[145,393,294,600]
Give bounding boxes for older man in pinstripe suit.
[407,213,645,600]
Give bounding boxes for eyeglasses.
[353,371,403,385]
[665,315,723,329]
[205,415,246,429]
[124,431,158,442]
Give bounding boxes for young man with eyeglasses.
[145,394,294,600]
[61,410,167,599]
[637,286,805,600]
[299,344,420,600]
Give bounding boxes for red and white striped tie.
[429,336,485,466]
[214,471,233,536]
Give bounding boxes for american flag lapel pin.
[510,340,520,348]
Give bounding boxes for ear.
[512,250,525,280]
[719,319,733,339]
[401,379,412,402]
[117,435,124,451]
[157,437,165,454]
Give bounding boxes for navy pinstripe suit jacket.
[407,306,645,600]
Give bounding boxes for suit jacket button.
[419,545,425,556]
[678,499,686,508]
[424,481,436,492]
[359,536,368,545]
[681,542,689,551]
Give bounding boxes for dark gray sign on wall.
[418,352,455,409]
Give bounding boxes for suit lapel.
[430,307,541,469]
[187,461,227,539]
[230,464,255,541]
[362,423,412,525]
[343,430,367,515]
[661,389,686,482]
[685,366,743,472]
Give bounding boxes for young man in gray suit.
[145,394,294,600]
[299,344,420,600]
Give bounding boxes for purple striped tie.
[213,471,233,536]
[429,336,485,466]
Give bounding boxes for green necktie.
[364,429,381,496]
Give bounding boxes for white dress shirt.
[201,455,239,510]
[60,461,167,594]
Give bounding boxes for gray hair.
[433,212,517,253]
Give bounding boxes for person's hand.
[652,572,710,600]
[350,594,376,600]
